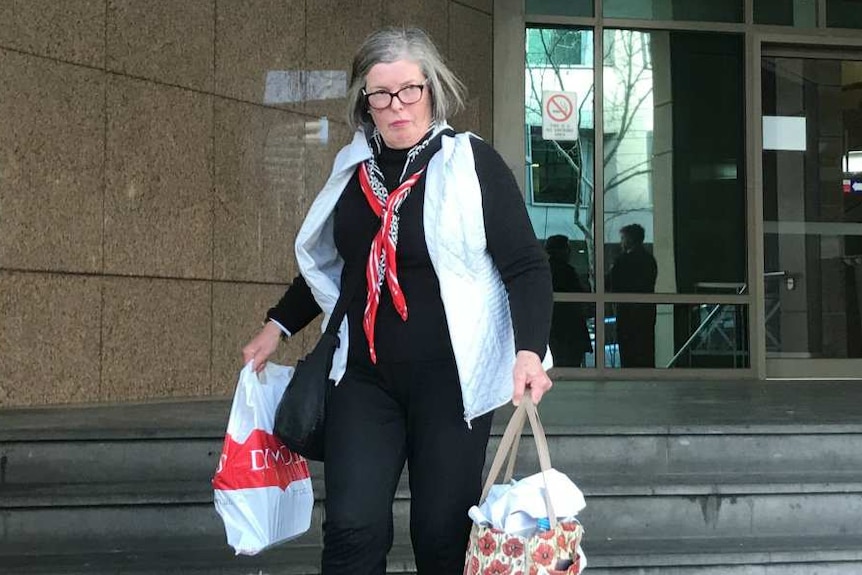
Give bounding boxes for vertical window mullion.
[594,9,607,373]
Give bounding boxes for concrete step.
[0,545,410,575]
[585,535,862,571]
[0,544,392,575]
[4,380,862,573]
[4,469,862,509]
[587,566,862,575]
[3,487,862,554]
[4,537,862,575]
[0,501,329,556]
[4,428,862,549]
[5,430,862,493]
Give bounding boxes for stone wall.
[0,0,493,407]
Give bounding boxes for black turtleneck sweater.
[267,137,552,364]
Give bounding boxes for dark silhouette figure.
[607,224,658,368]
[546,235,593,367]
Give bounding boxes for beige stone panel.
[304,0,382,121]
[382,0,449,58]
[449,4,492,138]
[213,99,306,283]
[215,0,304,106]
[105,76,213,279]
[101,277,211,401]
[453,0,492,14]
[0,50,104,273]
[106,0,214,91]
[0,272,101,407]
[211,282,319,397]
[0,0,105,67]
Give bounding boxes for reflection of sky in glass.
[602,30,655,243]
[525,29,594,129]
[264,70,347,104]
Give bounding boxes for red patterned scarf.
[357,125,452,362]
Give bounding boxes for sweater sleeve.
[472,137,553,357]
[265,274,323,336]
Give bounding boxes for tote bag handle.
[479,400,557,528]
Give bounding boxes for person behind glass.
[545,235,592,367]
[607,223,658,367]
[241,27,554,575]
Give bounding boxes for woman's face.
[364,59,433,150]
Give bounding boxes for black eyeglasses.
[363,80,428,110]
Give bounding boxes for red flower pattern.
[478,532,497,556]
[502,538,525,558]
[531,542,555,566]
[482,559,512,575]
[466,523,584,575]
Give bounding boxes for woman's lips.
[390,120,410,128]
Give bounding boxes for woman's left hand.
[512,350,553,405]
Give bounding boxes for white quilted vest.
[294,129,552,426]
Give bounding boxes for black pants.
[321,358,493,575]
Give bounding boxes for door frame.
[752,35,862,379]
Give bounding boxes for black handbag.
[273,265,364,461]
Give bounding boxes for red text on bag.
[212,429,310,491]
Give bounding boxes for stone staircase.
[2,380,862,574]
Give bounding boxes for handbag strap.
[480,401,558,528]
[322,262,366,338]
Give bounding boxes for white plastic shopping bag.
[212,362,314,555]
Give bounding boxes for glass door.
[761,49,862,377]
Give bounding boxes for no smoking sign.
[542,90,579,141]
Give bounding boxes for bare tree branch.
[606,159,652,189]
[605,168,652,191]
[525,28,654,289]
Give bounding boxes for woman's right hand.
[242,321,283,373]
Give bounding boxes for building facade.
[1,0,862,408]
[0,0,493,407]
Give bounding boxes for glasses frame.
[363,79,429,110]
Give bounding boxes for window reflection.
[604,303,750,368]
[525,27,596,290]
[828,0,862,29]
[602,29,746,295]
[546,236,594,367]
[527,0,593,18]
[603,0,743,22]
[754,0,816,27]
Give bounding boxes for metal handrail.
[665,282,748,368]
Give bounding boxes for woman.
[242,27,553,575]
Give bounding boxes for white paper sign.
[542,91,579,141]
[763,116,806,151]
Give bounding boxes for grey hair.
[346,27,466,131]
